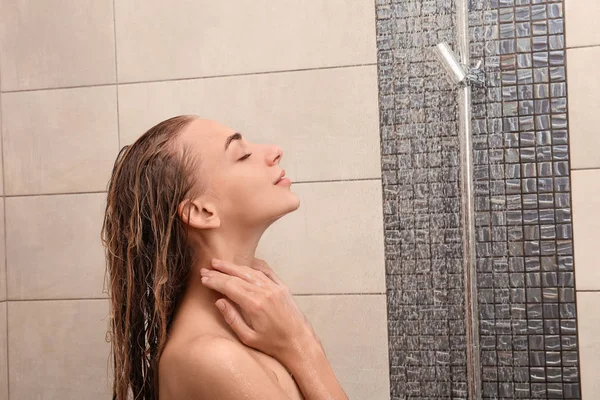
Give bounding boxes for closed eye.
[238,153,252,161]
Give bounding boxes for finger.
[251,257,284,285]
[211,259,271,287]
[201,272,260,310]
[215,298,257,345]
[202,269,261,292]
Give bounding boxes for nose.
[266,144,283,166]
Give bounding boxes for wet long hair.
[101,115,201,400]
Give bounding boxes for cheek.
[222,170,269,207]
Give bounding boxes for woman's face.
[179,118,300,228]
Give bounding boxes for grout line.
[112,0,121,149]
[565,43,600,50]
[0,64,9,400]
[116,63,378,88]
[115,86,121,149]
[3,190,107,198]
[295,177,381,184]
[3,301,8,400]
[575,289,600,293]
[5,293,386,302]
[294,292,386,297]
[0,63,378,94]
[1,81,117,94]
[1,178,383,199]
[7,298,108,303]
[570,167,600,172]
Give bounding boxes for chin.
[267,192,301,224]
[289,190,301,212]
[281,192,301,215]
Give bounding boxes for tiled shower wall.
[468,0,579,398]
[377,0,471,397]
[0,1,597,399]
[564,0,600,398]
[377,0,598,398]
[0,1,390,399]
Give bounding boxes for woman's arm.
[279,333,349,400]
[200,258,349,400]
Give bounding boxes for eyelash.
[238,153,252,161]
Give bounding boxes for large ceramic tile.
[572,170,600,290]
[257,180,385,294]
[115,0,376,83]
[8,300,111,399]
[567,47,600,169]
[2,86,119,195]
[0,303,6,400]
[6,193,107,300]
[577,292,600,399]
[0,94,4,195]
[0,199,5,301]
[565,0,600,47]
[295,294,390,400]
[119,66,381,182]
[0,0,116,91]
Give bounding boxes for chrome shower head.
[433,42,468,86]
[433,42,486,87]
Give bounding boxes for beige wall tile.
[565,0,600,47]
[2,86,119,195]
[0,199,5,301]
[257,180,385,294]
[295,294,390,400]
[577,292,600,398]
[119,66,381,182]
[572,170,600,290]
[8,300,111,399]
[0,95,4,195]
[0,0,116,91]
[567,47,600,169]
[115,0,376,83]
[6,193,107,300]
[0,302,6,400]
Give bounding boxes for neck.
[171,224,266,340]
[195,225,263,267]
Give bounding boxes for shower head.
[433,42,468,86]
[433,42,486,87]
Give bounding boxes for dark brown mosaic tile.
[376,0,581,398]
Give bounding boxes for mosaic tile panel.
[376,0,581,398]
[376,0,470,398]
[469,0,581,398]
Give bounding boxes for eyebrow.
[224,132,242,151]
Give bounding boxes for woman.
[102,115,348,400]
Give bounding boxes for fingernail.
[200,268,209,275]
[201,276,209,284]
[212,258,222,266]
[215,300,225,311]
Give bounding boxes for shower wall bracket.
[433,42,486,88]
[465,60,486,88]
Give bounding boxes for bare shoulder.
[160,336,289,400]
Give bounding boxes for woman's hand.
[200,257,321,365]
[202,258,349,400]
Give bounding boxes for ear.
[178,197,221,230]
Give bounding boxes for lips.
[274,170,286,184]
